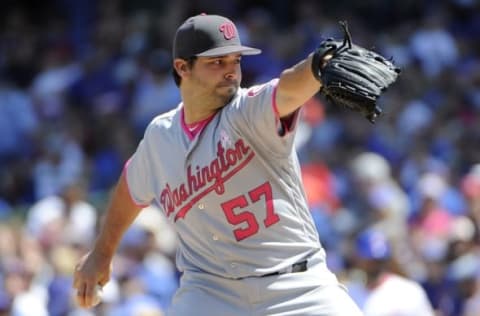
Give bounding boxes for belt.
[261,260,308,277]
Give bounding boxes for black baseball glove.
[311,21,400,123]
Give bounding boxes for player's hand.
[311,21,400,123]
[72,251,112,308]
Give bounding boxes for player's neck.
[182,104,217,125]
[181,93,225,124]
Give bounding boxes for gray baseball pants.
[168,250,363,316]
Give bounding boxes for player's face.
[191,54,242,103]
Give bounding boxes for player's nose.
[225,72,237,80]
[224,61,240,80]
[224,67,239,81]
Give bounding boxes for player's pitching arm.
[73,170,143,308]
[275,53,327,118]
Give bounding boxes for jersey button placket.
[198,202,225,272]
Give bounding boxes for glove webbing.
[311,21,352,82]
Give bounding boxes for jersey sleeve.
[124,124,156,207]
[228,79,301,156]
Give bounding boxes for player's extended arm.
[275,53,323,118]
[73,170,143,308]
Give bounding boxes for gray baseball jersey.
[125,79,364,315]
[125,78,322,278]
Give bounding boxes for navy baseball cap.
[173,14,261,59]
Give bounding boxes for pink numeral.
[220,182,279,241]
[249,182,279,227]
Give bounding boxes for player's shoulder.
[142,106,180,140]
[228,79,279,112]
[240,78,279,98]
[148,107,180,130]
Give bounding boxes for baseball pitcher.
[73,14,399,315]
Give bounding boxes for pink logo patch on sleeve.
[247,84,267,97]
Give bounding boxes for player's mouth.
[217,80,238,88]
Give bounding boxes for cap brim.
[196,45,261,57]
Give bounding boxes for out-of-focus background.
[0,0,479,315]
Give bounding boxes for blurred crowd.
[0,0,479,315]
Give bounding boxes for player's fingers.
[83,282,96,308]
[75,283,87,307]
[98,278,108,287]
[83,284,93,308]
[75,280,100,308]
[97,262,112,287]
[72,266,82,290]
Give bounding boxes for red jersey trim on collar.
[181,107,216,140]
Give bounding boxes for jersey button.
[230,263,237,268]
[198,203,205,210]
[212,235,218,241]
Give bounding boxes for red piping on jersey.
[272,84,280,117]
[271,84,299,135]
[123,159,150,208]
[181,107,215,140]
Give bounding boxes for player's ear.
[174,59,189,76]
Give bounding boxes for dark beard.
[217,85,238,105]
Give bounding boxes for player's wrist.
[91,237,117,261]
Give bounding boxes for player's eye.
[212,59,222,65]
